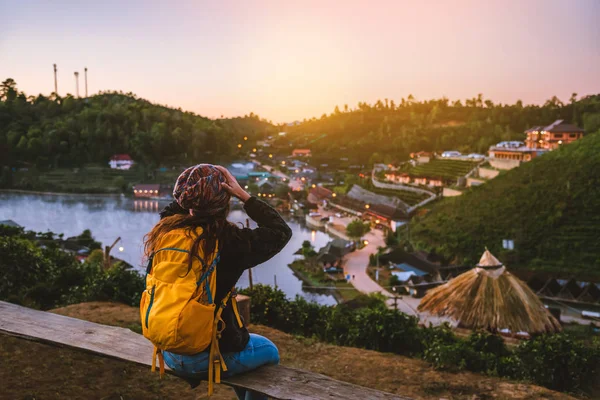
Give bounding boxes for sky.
[1,0,599,122]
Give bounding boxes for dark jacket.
[159,196,292,353]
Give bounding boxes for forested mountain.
[0,78,277,168]
[408,132,600,278]
[283,94,600,166]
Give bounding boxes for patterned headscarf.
[173,164,230,217]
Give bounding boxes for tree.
[301,240,317,258]
[0,78,17,102]
[346,219,371,241]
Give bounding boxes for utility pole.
[74,71,80,97]
[246,218,254,290]
[103,237,122,270]
[53,64,58,94]
[84,67,88,97]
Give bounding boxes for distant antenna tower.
[84,67,88,97]
[74,71,80,97]
[53,64,58,94]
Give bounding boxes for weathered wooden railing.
[0,301,409,400]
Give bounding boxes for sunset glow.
[1,0,598,122]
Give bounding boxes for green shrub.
[0,230,144,309]
[510,334,600,392]
[240,284,600,394]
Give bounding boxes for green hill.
[408,133,600,278]
[0,78,277,169]
[283,95,600,167]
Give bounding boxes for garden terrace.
[404,159,479,181]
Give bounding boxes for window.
[569,133,577,138]
[554,133,562,139]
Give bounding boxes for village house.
[109,154,134,170]
[292,149,312,157]
[410,151,432,164]
[489,120,585,169]
[525,120,585,150]
[307,186,333,206]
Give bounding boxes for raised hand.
[215,165,251,202]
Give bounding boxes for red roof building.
[292,149,312,157]
[109,154,134,170]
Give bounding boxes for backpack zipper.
[145,285,156,329]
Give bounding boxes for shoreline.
[0,189,124,197]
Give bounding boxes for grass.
[0,301,577,400]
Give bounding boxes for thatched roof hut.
[477,248,503,267]
[418,250,561,334]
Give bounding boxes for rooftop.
[110,154,133,161]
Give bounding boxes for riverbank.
[288,260,359,303]
[0,188,123,197]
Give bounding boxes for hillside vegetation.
[283,94,600,166]
[408,133,600,277]
[0,78,276,169]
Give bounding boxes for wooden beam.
[0,301,409,400]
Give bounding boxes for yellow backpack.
[139,227,243,395]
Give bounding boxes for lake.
[0,192,336,305]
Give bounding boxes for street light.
[244,136,248,141]
[252,148,257,152]
[237,144,242,148]
[269,154,273,158]
[118,246,124,252]
[375,219,380,224]
[365,204,370,209]
[332,193,337,197]
[363,240,369,245]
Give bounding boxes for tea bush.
[241,284,600,394]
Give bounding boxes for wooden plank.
[0,301,409,400]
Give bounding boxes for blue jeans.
[163,334,280,400]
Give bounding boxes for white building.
[109,154,134,170]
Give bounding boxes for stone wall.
[489,158,521,170]
[478,167,500,179]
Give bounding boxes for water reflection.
[0,193,336,305]
[133,200,161,213]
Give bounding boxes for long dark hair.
[144,204,240,275]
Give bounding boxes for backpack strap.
[151,345,165,378]
[207,287,235,396]
[230,289,244,328]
